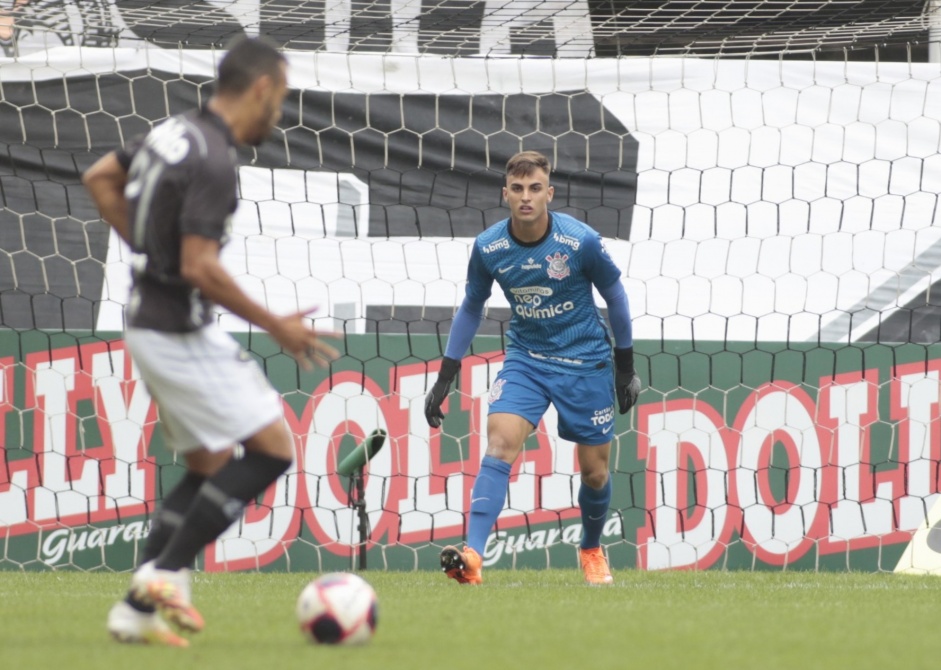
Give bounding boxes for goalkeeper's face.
[503,169,554,228]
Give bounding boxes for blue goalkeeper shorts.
[486,359,616,445]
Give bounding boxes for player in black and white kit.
[84,38,338,647]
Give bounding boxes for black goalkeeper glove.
[424,357,461,428]
[614,347,642,415]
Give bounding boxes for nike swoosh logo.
[471,497,489,504]
[497,266,513,274]
[601,425,613,434]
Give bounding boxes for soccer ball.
[296,572,379,645]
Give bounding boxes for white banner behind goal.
[14,50,933,341]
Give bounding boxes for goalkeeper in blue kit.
[425,150,641,585]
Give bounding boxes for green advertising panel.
[1,331,939,573]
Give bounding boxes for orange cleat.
[440,545,483,585]
[107,601,190,647]
[579,547,614,585]
[131,562,205,633]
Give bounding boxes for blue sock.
[467,456,512,555]
[578,477,612,550]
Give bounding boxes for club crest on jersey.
[488,378,507,404]
[546,252,570,280]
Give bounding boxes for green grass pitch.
[3,569,940,670]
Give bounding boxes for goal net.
[3,0,941,574]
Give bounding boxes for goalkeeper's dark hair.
[216,37,286,95]
[506,151,551,178]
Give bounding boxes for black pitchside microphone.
[336,429,387,476]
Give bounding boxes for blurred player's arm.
[424,245,491,427]
[82,151,132,244]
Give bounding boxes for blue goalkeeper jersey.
[465,212,623,374]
